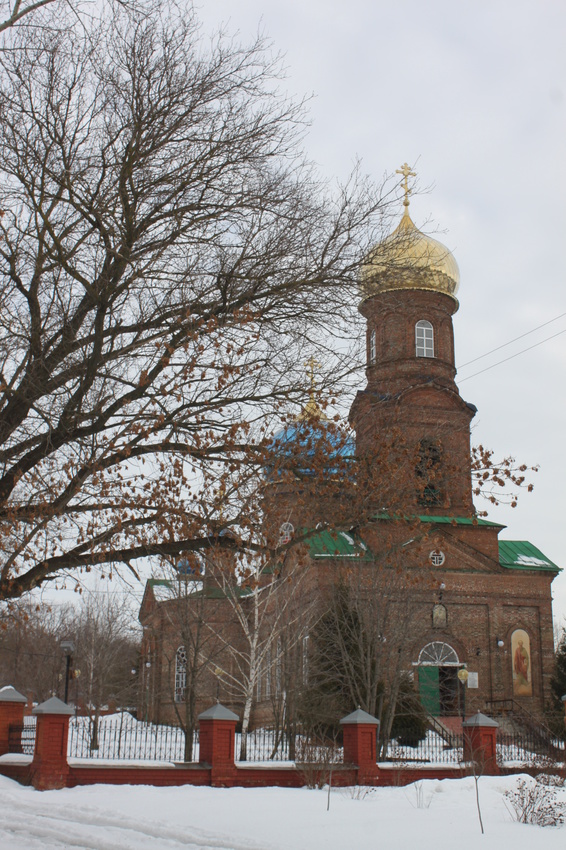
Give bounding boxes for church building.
[139,166,559,728]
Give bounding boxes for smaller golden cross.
[304,356,320,392]
[396,162,416,207]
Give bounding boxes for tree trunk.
[239,695,253,761]
[90,708,100,751]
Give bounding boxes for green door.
[418,666,440,716]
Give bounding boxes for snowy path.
[0,779,271,850]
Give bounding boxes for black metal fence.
[239,726,294,761]
[382,729,464,765]
[7,712,566,767]
[8,717,36,755]
[67,714,193,761]
[496,726,566,764]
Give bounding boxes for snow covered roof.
[0,685,27,703]
[308,529,372,560]
[498,540,559,572]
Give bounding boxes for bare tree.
[0,600,69,699]
[0,1,59,33]
[68,592,138,748]
[0,0,394,602]
[204,539,316,761]
[0,592,137,716]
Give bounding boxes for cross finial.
[396,162,416,208]
[299,357,324,420]
[305,356,320,393]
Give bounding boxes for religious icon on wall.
[511,629,532,697]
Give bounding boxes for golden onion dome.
[360,172,460,304]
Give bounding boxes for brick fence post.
[340,708,380,785]
[30,696,74,790]
[463,712,499,775]
[0,686,27,755]
[198,703,238,786]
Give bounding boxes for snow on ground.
[0,774,565,850]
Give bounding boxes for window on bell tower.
[416,438,442,506]
[369,329,377,364]
[415,320,434,358]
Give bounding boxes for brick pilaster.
[340,708,380,784]
[0,686,27,756]
[198,703,238,786]
[30,696,74,790]
[463,712,499,775]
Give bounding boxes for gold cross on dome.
[299,356,325,420]
[396,162,416,207]
[304,356,320,392]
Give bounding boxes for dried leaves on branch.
[471,444,538,511]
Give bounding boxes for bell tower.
[349,165,477,515]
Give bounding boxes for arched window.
[175,645,187,702]
[417,641,459,666]
[416,438,442,506]
[415,320,434,358]
[369,329,377,365]
[302,635,310,684]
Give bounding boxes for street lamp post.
[60,640,75,704]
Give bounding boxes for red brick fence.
[0,687,564,791]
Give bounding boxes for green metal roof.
[419,515,504,528]
[371,512,504,528]
[147,578,252,600]
[308,529,372,559]
[498,540,559,572]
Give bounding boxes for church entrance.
[416,642,461,716]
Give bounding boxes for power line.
[458,327,566,383]
[457,310,566,369]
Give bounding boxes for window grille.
[175,646,187,702]
[417,641,459,666]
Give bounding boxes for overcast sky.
[196,0,566,621]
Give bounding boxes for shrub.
[504,777,566,827]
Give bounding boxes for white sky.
[194,0,566,622]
